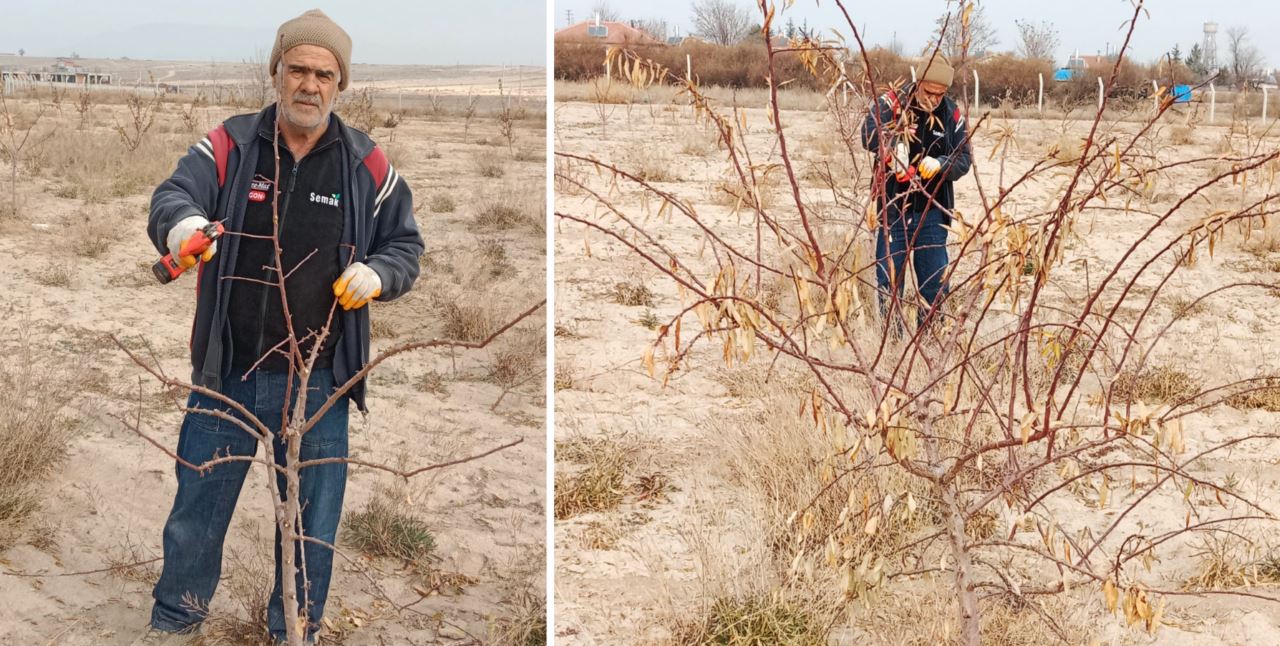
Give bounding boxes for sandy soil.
[0,94,546,644]
[553,96,1280,645]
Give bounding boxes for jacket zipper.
[253,158,300,364]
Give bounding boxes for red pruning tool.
[152,221,225,284]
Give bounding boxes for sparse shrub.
[490,591,546,646]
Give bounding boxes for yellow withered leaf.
[863,513,879,536]
[642,346,655,377]
[1103,577,1119,613]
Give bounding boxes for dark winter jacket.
[860,84,972,224]
[148,104,424,411]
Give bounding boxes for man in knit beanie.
[137,9,423,646]
[860,50,971,335]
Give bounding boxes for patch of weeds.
[554,362,577,392]
[478,237,515,277]
[672,595,827,646]
[429,193,457,213]
[441,301,497,343]
[611,281,654,307]
[0,353,74,548]
[579,520,622,550]
[554,437,631,520]
[490,329,543,390]
[1168,296,1207,321]
[33,264,72,288]
[632,472,672,504]
[489,590,546,646]
[636,309,661,330]
[474,151,506,178]
[1111,364,1201,405]
[418,370,447,396]
[344,491,437,568]
[1227,378,1280,412]
[370,317,397,339]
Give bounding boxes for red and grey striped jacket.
[147,104,423,411]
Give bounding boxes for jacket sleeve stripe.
[373,166,399,219]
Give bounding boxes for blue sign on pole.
[1172,84,1192,103]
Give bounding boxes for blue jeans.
[149,368,349,643]
[875,208,950,328]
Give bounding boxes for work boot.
[128,627,194,646]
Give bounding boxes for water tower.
[1203,22,1218,70]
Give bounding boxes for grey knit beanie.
[269,9,352,91]
[919,53,954,88]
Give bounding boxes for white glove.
[332,262,382,310]
[890,140,915,182]
[166,215,217,269]
[918,156,942,180]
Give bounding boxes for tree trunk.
[941,483,981,646]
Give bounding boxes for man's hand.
[333,263,381,311]
[918,156,942,180]
[166,215,217,269]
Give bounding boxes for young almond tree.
[557,1,1280,642]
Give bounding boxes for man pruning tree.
[860,52,971,332]
[134,10,423,645]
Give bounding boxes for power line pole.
[566,9,574,27]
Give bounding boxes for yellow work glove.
[332,262,382,311]
[166,215,217,268]
[918,156,942,180]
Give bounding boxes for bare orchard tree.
[590,0,620,22]
[566,1,1280,643]
[634,17,671,42]
[691,0,753,46]
[247,47,274,109]
[1226,26,1264,89]
[934,3,998,62]
[1015,18,1060,61]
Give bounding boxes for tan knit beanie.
[919,53,954,88]
[269,9,352,91]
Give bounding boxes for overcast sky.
[560,0,1276,70]
[0,1,546,66]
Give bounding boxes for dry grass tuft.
[1111,364,1201,404]
[490,328,544,390]
[193,539,273,646]
[440,300,498,343]
[1226,378,1280,412]
[670,594,826,646]
[490,590,547,646]
[344,489,437,568]
[0,352,75,548]
[554,361,578,392]
[1169,123,1194,145]
[611,281,654,307]
[475,181,543,231]
[1167,295,1207,321]
[554,437,632,520]
[428,193,457,213]
[474,150,506,178]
